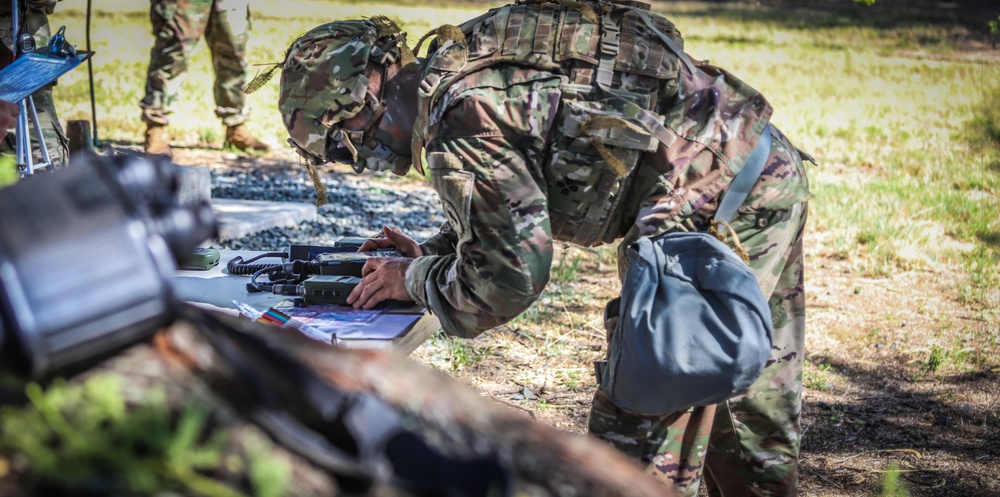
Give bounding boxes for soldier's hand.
[0,100,18,142]
[347,257,415,309]
[358,225,423,258]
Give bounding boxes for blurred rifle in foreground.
[0,153,666,496]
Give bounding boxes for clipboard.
[0,49,93,102]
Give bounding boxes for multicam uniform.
[403,1,811,496]
[140,0,252,127]
[0,0,69,168]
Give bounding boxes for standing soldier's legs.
[140,0,212,126]
[204,0,250,126]
[0,6,69,168]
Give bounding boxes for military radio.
[226,239,400,306]
[179,247,222,270]
[301,275,363,305]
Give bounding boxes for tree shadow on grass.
[658,0,1000,34]
[800,357,1000,496]
[975,230,1000,251]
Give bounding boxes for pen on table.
[231,300,333,345]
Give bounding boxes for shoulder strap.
[714,124,773,224]
[598,7,698,89]
[629,8,697,75]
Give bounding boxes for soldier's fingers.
[358,240,379,252]
[348,281,371,308]
[359,286,386,309]
[348,269,378,306]
[346,277,366,305]
[358,237,393,252]
[360,257,384,278]
[355,278,388,309]
[382,226,421,258]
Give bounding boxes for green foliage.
[828,406,845,425]
[921,345,945,373]
[880,464,911,497]
[550,249,584,285]
[431,333,486,372]
[803,361,834,392]
[245,433,292,497]
[0,154,18,187]
[916,340,978,375]
[0,374,289,497]
[555,369,582,391]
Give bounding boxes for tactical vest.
[413,0,756,247]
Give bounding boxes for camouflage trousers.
[0,5,69,169]
[588,127,810,497]
[140,0,251,127]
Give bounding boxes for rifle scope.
[0,153,216,379]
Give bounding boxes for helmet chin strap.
[356,78,413,174]
[327,51,412,174]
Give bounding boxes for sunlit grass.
[49,1,490,146]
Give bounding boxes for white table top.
[173,250,438,354]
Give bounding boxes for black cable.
[85,0,98,146]
[226,251,285,276]
[247,264,281,293]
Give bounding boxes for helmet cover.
[279,20,379,164]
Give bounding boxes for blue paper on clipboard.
[0,50,92,102]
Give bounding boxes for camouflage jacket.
[404,0,773,338]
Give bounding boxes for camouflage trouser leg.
[589,127,810,497]
[703,218,806,497]
[205,0,251,126]
[140,0,250,126]
[589,388,714,497]
[0,7,69,168]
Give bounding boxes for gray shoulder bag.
[598,125,775,415]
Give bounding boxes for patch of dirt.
[797,253,999,497]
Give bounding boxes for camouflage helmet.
[279,18,411,171]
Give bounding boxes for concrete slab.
[212,198,316,241]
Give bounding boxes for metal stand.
[11,0,54,176]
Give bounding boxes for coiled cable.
[227,251,285,276]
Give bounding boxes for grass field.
[2,0,996,496]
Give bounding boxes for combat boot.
[144,124,173,158]
[224,124,271,153]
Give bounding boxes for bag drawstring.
[709,220,750,264]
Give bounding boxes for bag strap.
[714,124,773,224]
[630,8,698,75]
